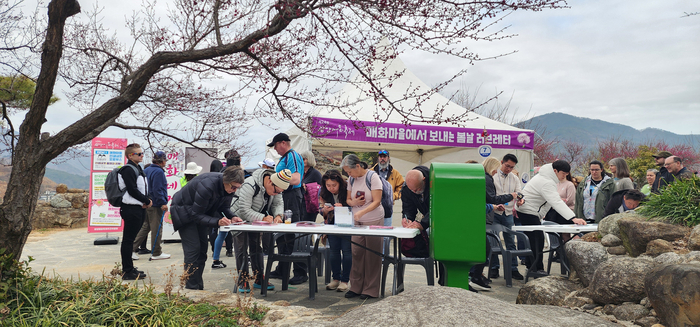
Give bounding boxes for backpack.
[104,164,139,207]
[304,182,320,214]
[349,171,393,218]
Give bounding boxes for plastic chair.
[542,221,568,275]
[380,237,434,297]
[487,224,535,287]
[262,233,319,300]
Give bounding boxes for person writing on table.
[229,169,289,293]
[342,154,384,300]
[515,160,586,275]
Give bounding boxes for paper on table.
[334,206,354,227]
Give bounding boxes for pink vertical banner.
[87,137,128,233]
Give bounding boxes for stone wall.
[32,184,89,229]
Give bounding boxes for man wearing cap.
[267,132,307,284]
[133,151,171,260]
[170,166,245,290]
[651,151,673,194]
[230,169,288,293]
[372,150,404,206]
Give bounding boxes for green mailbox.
[430,162,485,290]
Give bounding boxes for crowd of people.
[115,138,696,297]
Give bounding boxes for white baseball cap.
[258,158,276,168]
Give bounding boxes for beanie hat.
[270,169,292,190]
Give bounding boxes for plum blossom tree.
[0,0,567,258]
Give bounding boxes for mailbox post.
[430,162,485,290]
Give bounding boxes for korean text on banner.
[88,138,127,233]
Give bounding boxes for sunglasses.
[378,150,389,155]
[131,152,144,156]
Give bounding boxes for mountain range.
[516,112,700,147]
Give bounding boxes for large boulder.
[645,239,674,257]
[618,217,691,257]
[565,240,608,287]
[588,256,657,304]
[690,225,700,251]
[611,303,650,321]
[50,194,72,208]
[516,276,583,306]
[684,251,700,263]
[600,234,622,247]
[598,212,644,238]
[305,286,619,327]
[654,252,684,265]
[644,263,700,327]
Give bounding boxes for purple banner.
[311,117,534,150]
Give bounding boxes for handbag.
[304,182,320,213]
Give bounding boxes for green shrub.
[0,259,268,326]
[638,176,700,227]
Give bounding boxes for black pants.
[517,211,545,271]
[470,235,492,278]
[209,227,233,252]
[277,188,307,277]
[234,232,264,285]
[178,222,210,290]
[120,205,145,274]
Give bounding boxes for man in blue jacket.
[133,151,171,260]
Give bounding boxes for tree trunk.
[0,0,80,260]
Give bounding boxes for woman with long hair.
[319,170,351,292]
[608,157,634,191]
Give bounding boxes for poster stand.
[93,233,119,245]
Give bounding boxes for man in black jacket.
[170,166,245,290]
[651,151,673,194]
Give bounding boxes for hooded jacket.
[230,168,284,222]
[169,172,236,231]
[516,163,575,220]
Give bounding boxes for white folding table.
[220,222,419,299]
[511,224,598,279]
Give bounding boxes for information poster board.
[88,138,128,233]
[160,145,187,240]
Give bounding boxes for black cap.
[267,133,291,147]
[378,150,389,156]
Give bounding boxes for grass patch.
[638,176,700,227]
[0,250,267,326]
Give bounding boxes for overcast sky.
[28,0,700,166]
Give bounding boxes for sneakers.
[122,269,147,280]
[211,260,227,269]
[150,253,171,260]
[238,282,251,293]
[326,280,340,290]
[253,282,275,290]
[337,282,349,292]
[226,250,234,257]
[131,253,139,260]
[137,248,151,255]
[289,275,308,285]
[469,275,491,292]
[511,270,524,280]
[489,269,500,279]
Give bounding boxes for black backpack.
[104,164,140,207]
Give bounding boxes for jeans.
[491,213,518,271]
[212,231,229,261]
[328,235,352,282]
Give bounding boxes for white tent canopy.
[268,39,535,182]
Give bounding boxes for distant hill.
[47,151,91,176]
[44,168,90,189]
[0,166,60,198]
[517,112,700,147]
